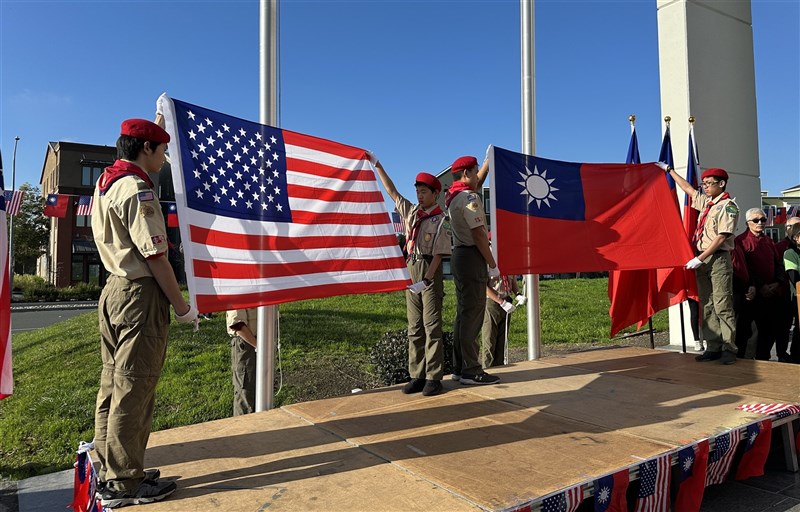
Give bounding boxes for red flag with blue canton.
[167,202,179,228]
[593,469,628,512]
[491,146,694,275]
[160,95,411,312]
[44,193,69,217]
[673,440,709,512]
[0,149,12,399]
[69,449,103,512]
[735,419,772,480]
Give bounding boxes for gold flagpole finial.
[688,116,696,124]
[629,114,636,124]
[664,116,671,124]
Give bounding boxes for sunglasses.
[749,218,767,224]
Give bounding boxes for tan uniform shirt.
[92,172,168,279]
[395,197,452,257]
[691,191,739,252]
[448,190,486,247]
[226,309,258,336]
[487,275,516,300]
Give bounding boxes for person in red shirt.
[734,208,788,361]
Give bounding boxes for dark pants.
[231,336,256,416]
[790,297,800,363]
[482,298,511,367]
[451,246,488,376]
[95,276,170,492]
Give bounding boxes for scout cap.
[414,172,441,193]
[701,168,728,181]
[121,119,170,144]
[451,156,478,173]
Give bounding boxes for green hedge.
[13,274,101,302]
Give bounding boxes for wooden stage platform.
[137,347,800,511]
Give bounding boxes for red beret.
[451,156,478,173]
[701,168,728,181]
[121,118,170,144]
[414,172,441,193]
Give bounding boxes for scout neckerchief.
[97,160,155,195]
[406,204,443,256]
[692,191,730,246]
[445,181,472,207]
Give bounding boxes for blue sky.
[1,0,797,205]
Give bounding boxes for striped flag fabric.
[391,211,404,234]
[736,403,800,416]
[0,149,12,400]
[763,205,775,227]
[159,94,411,313]
[75,195,93,216]
[541,483,583,512]
[788,204,799,218]
[3,189,24,216]
[706,429,742,485]
[633,454,670,512]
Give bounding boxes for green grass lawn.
[0,277,666,480]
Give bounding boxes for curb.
[10,301,98,312]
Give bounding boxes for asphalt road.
[10,303,96,333]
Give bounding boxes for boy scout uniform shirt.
[691,190,739,252]
[395,197,452,257]
[226,309,259,337]
[92,174,169,279]
[487,275,513,300]
[448,190,486,247]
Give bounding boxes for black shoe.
[695,351,722,362]
[460,372,500,385]
[422,380,443,396]
[402,378,425,394]
[101,480,176,508]
[97,469,160,498]
[720,351,736,365]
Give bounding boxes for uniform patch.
[138,191,155,202]
[424,233,432,242]
[725,203,739,215]
[140,204,155,217]
[441,218,451,233]
[466,201,479,212]
[467,193,478,201]
[151,235,166,245]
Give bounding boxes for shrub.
[12,274,48,291]
[370,329,454,386]
[58,283,102,301]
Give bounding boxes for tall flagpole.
[257,0,279,411]
[520,0,541,360]
[9,137,19,291]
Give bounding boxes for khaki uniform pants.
[696,252,737,353]
[451,246,488,376]
[406,259,444,380]
[482,298,511,368]
[231,336,256,415]
[94,275,170,492]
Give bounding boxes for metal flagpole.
[256,0,279,411]
[8,136,19,292]
[520,0,541,360]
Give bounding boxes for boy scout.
[226,308,258,414]
[483,272,522,368]
[92,119,198,507]
[661,163,739,364]
[372,159,450,396]
[447,155,501,384]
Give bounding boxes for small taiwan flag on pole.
[167,202,179,227]
[44,194,69,217]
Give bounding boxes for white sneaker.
[694,340,705,352]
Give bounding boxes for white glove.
[685,257,704,270]
[655,161,671,173]
[488,266,501,279]
[407,281,428,294]
[175,304,199,324]
[366,150,378,165]
[514,294,527,307]
[501,300,516,314]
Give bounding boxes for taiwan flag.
[167,202,178,228]
[735,420,772,480]
[594,469,628,512]
[490,146,694,274]
[44,193,69,218]
[673,440,709,512]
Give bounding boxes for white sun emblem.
[597,486,610,503]
[683,455,694,471]
[517,164,558,208]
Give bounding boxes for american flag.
[706,429,742,485]
[391,211,404,234]
[0,150,11,400]
[634,454,670,512]
[75,195,93,216]
[541,483,583,512]
[3,190,24,216]
[160,95,411,312]
[788,204,799,218]
[763,205,775,227]
[737,403,800,417]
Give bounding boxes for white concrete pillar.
[657,0,762,347]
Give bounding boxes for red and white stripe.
[737,403,800,416]
[564,484,584,512]
[76,196,93,216]
[634,454,670,512]
[706,429,742,485]
[0,158,12,399]
[3,190,24,216]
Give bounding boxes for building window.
[765,228,780,242]
[71,254,84,282]
[82,166,104,186]
[76,215,91,227]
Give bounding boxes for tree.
[10,182,49,276]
